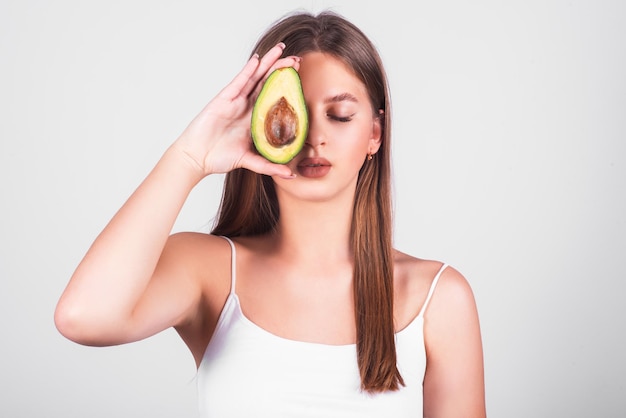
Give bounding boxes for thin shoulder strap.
[417,263,448,318]
[220,236,237,295]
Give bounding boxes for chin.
[273,174,357,205]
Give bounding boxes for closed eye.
[327,113,354,122]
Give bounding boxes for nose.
[304,115,326,149]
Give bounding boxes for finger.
[240,153,296,179]
[240,42,287,97]
[261,55,302,78]
[218,54,261,101]
[249,56,301,100]
[253,42,287,79]
[286,57,301,72]
[255,53,302,82]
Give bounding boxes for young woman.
[55,10,486,418]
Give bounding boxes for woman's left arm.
[423,266,486,418]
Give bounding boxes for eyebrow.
[324,92,358,104]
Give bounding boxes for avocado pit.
[265,97,298,147]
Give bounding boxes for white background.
[1,0,624,416]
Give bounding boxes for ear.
[368,109,383,154]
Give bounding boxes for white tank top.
[196,236,447,417]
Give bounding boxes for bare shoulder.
[393,250,449,329]
[394,250,485,415]
[165,230,229,254]
[393,249,447,285]
[424,262,479,325]
[162,231,227,269]
[393,250,479,328]
[162,231,233,293]
[394,249,475,305]
[414,260,485,415]
[162,232,234,365]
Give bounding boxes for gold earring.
[367,153,373,161]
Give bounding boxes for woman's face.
[275,51,382,202]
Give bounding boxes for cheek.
[343,123,374,153]
[334,126,371,169]
[332,116,372,139]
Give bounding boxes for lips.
[297,157,330,167]
[296,157,331,178]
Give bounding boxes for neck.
[272,189,355,264]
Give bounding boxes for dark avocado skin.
[251,67,308,164]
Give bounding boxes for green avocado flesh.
[251,67,308,164]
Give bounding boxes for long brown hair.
[211,10,402,393]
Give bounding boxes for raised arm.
[423,266,486,418]
[54,43,299,347]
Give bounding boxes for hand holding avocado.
[171,43,299,180]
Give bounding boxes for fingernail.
[251,53,259,60]
[277,42,286,50]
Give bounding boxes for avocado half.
[251,67,308,164]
